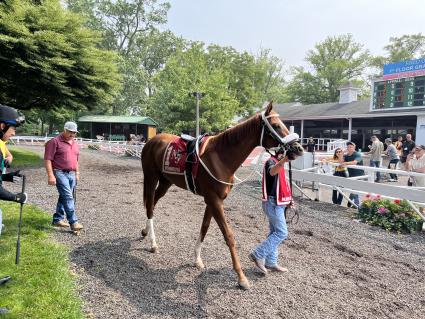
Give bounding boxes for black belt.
[55,169,74,173]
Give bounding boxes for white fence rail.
[292,163,425,221]
[10,136,145,158]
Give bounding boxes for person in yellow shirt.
[0,104,27,236]
[0,104,27,315]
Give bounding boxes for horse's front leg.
[195,206,212,269]
[210,200,250,290]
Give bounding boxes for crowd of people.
[321,134,425,207]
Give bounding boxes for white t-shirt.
[411,154,425,187]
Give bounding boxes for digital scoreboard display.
[372,76,425,110]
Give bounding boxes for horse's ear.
[265,101,273,115]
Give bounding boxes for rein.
[195,111,300,187]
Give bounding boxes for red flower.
[394,199,401,204]
[375,194,382,199]
[365,193,371,199]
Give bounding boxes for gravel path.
[11,146,425,319]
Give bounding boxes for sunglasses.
[336,150,343,153]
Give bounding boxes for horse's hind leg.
[142,175,171,253]
[195,206,212,269]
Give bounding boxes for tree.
[0,0,121,111]
[66,0,171,114]
[371,33,425,74]
[67,0,170,55]
[287,34,370,103]
[206,46,287,115]
[149,43,239,133]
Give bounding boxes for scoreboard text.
[372,76,425,110]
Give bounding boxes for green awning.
[78,115,158,126]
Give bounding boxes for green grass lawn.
[7,147,43,168]
[0,203,84,319]
[1,147,84,318]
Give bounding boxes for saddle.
[162,134,209,194]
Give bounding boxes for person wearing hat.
[0,104,28,237]
[44,121,83,231]
[0,104,27,316]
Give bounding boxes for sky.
[166,0,425,69]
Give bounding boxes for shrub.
[357,194,423,233]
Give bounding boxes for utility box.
[291,152,314,170]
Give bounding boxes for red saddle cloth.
[162,137,206,177]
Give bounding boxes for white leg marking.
[148,219,158,252]
[194,235,205,269]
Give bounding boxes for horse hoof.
[238,279,251,290]
[141,229,148,237]
[195,260,205,270]
[150,246,158,253]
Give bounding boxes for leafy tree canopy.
[287,34,370,104]
[0,0,121,111]
[149,42,240,133]
[371,33,425,74]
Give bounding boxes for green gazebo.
[78,115,158,141]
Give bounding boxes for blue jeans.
[53,170,78,225]
[349,193,359,207]
[370,160,381,181]
[388,159,399,180]
[253,197,288,267]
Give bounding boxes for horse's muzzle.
[286,142,304,160]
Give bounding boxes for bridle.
[196,111,301,187]
[260,111,300,156]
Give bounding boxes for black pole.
[15,175,26,265]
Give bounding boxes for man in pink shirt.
[44,121,83,231]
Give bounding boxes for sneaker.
[70,222,83,231]
[249,253,268,275]
[266,264,288,272]
[53,220,70,228]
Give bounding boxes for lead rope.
[286,161,300,224]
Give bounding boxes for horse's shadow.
[72,237,261,318]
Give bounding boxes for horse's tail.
[141,143,149,209]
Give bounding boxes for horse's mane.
[212,113,261,153]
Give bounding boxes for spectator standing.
[400,134,416,168]
[342,141,364,207]
[406,145,425,215]
[44,121,83,231]
[322,148,348,205]
[366,136,384,182]
[384,138,400,181]
[406,145,425,188]
[394,136,403,157]
[306,137,316,153]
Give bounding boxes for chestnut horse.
[141,102,304,289]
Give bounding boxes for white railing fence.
[293,162,425,221]
[10,136,145,158]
